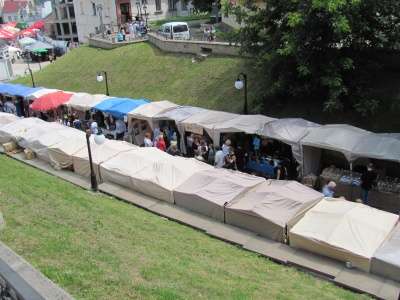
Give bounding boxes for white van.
[158,22,190,40]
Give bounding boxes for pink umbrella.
[0,29,16,39]
[30,91,74,112]
[30,20,44,30]
[5,21,17,28]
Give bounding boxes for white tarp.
[211,114,277,147]
[173,169,266,222]
[131,157,213,204]
[99,147,171,190]
[371,223,400,282]
[225,180,324,243]
[300,124,371,176]
[15,122,63,149]
[0,117,46,144]
[28,127,85,162]
[180,110,239,144]
[289,198,398,272]
[127,100,179,131]
[65,93,111,112]
[72,139,138,182]
[48,136,87,170]
[0,112,21,127]
[259,118,321,169]
[26,88,61,101]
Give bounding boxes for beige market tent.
[371,223,400,282]
[0,112,21,127]
[72,139,137,182]
[225,180,324,243]
[173,169,266,222]
[211,114,277,148]
[26,88,61,102]
[289,198,398,272]
[99,147,171,190]
[65,93,111,112]
[131,157,213,204]
[0,117,46,144]
[15,122,63,149]
[28,127,85,162]
[48,136,87,170]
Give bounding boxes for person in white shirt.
[115,119,126,140]
[89,119,98,134]
[222,139,231,157]
[214,146,224,168]
[144,132,153,147]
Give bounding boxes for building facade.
[52,0,78,42]
[2,0,31,23]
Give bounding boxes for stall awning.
[0,83,44,97]
[65,93,111,112]
[93,98,150,119]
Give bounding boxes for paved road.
[8,58,52,81]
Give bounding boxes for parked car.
[158,22,191,40]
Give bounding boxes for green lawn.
[0,155,371,299]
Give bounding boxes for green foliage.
[225,0,400,115]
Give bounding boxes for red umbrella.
[5,21,17,27]
[18,28,36,37]
[0,29,16,39]
[30,91,74,112]
[30,20,44,30]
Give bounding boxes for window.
[168,0,176,10]
[14,16,18,21]
[92,3,96,15]
[8,16,12,21]
[155,0,161,11]
[181,0,187,10]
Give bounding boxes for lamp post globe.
[94,133,106,145]
[235,73,248,115]
[97,74,104,82]
[235,80,244,90]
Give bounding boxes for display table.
[246,161,275,178]
[101,128,117,140]
[320,177,400,214]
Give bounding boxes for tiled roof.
[3,1,28,13]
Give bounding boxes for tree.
[224,0,400,115]
[191,0,214,13]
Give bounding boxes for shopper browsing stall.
[360,163,377,205]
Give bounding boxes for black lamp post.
[143,4,147,26]
[235,73,248,115]
[86,128,106,191]
[24,68,35,88]
[96,71,109,96]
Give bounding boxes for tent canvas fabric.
[27,41,53,51]
[18,36,37,46]
[93,98,150,119]
[126,100,179,131]
[289,198,398,272]
[0,112,21,127]
[173,169,266,222]
[99,147,171,190]
[211,115,277,147]
[0,83,44,98]
[15,122,63,149]
[26,89,61,101]
[48,136,87,170]
[72,139,138,182]
[131,157,213,204]
[225,180,324,243]
[0,117,46,144]
[30,91,74,112]
[28,127,86,162]
[65,93,111,112]
[371,223,400,282]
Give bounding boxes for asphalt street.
[8,57,51,81]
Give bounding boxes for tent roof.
[65,93,111,111]
[27,41,54,51]
[153,106,208,122]
[26,88,61,101]
[226,180,324,227]
[93,98,150,119]
[18,36,37,45]
[213,114,277,135]
[0,112,22,126]
[0,117,46,144]
[350,133,400,162]
[181,110,239,135]
[300,124,371,162]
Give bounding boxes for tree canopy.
[224,0,400,115]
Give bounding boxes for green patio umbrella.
[16,22,29,30]
[33,48,48,53]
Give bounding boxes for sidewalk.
[0,147,400,300]
[7,58,52,81]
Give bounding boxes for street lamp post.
[96,71,109,96]
[24,68,35,88]
[86,128,106,191]
[143,4,147,26]
[235,73,248,115]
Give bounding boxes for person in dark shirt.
[360,163,377,205]
[73,116,83,131]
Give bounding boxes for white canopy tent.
[289,198,398,272]
[173,169,266,222]
[28,127,85,162]
[300,124,371,176]
[371,223,400,282]
[225,180,324,243]
[211,114,277,148]
[99,147,171,190]
[27,41,54,51]
[0,112,21,127]
[0,117,46,144]
[14,122,63,149]
[65,93,111,112]
[47,136,87,170]
[72,139,138,182]
[131,156,213,204]
[26,88,61,102]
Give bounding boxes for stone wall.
[148,33,242,56]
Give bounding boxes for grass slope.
[0,155,370,299]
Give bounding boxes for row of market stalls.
[1,83,400,211]
[0,112,399,285]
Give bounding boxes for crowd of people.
[198,25,217,42]
[106,16,148,42]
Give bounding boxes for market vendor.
[322,181,336,197]
[359,163,377,205]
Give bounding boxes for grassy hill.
[12,42,400,132]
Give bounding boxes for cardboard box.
[24,149,35,160]
[3,141,18,152]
